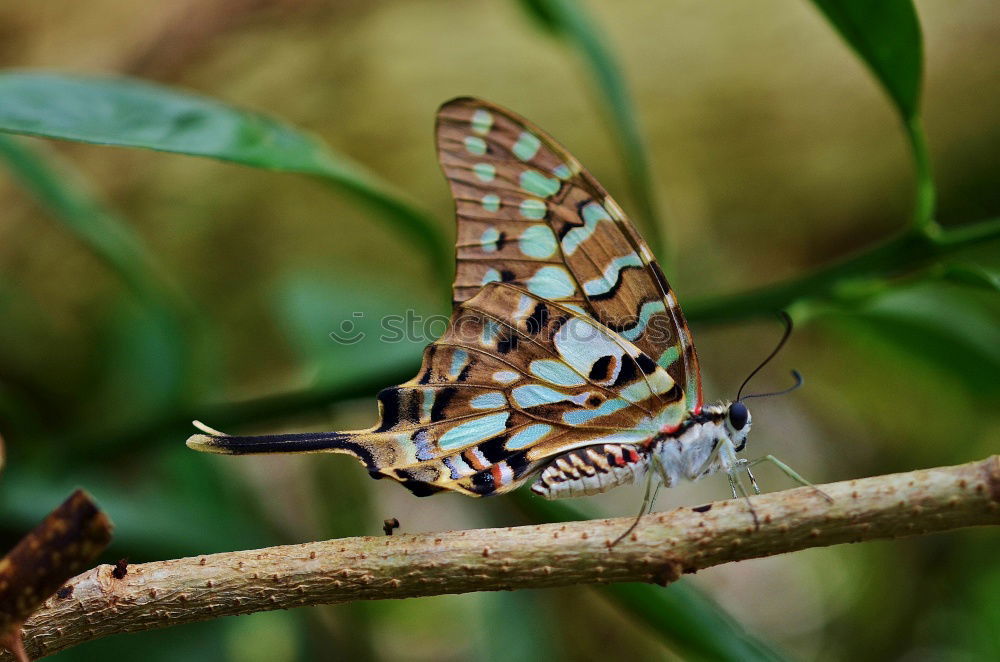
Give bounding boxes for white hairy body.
[531,404,752,499]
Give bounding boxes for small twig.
[0,490,113,661]
[5,455,997,660]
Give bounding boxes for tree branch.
[9,455,999,660]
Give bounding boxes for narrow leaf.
[0,72,449,280]
[808,0,923,119]
[0,135,182,312]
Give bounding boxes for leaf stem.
[904,116,937,234]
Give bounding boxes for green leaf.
[0,134,184,314]
[513,0,666,260]
[807,1,935,230]
[808,0,923,120]
[271,270,436,387]
[514,494,788,661]
[0,72,449,281]
[940,263,1000,293]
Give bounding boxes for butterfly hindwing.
[188,283,687,496]
[437,97,702,410]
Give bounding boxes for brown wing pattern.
[437,98,702,409]
[188,283,686,496]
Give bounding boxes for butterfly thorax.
[651,403,751,488]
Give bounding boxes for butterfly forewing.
[437,98,702,410]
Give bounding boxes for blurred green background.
[1,1,998,660]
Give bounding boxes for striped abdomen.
[530,444,648,499]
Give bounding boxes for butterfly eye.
[728,402,749,431]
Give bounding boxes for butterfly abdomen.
[530,444,648,499]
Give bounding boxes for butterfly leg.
[745,464,762,495]
[727,467,761,530]
[610,466,658,548]
[748,454,833,503]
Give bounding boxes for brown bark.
[8,455,999,661]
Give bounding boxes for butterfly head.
[726,400,752,452]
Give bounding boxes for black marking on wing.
[526,303,549,335]
[496,333,519,354]
[469,469,496,495]
[636,353,657,375]
[589,355,613,381]
[431,386,458,422]
[586,264,646,302]
[374,389,402,432]
[612,355,638,387]
[477,435,511,464]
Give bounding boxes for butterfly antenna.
[736,311,794,402]
[741,370,804,401]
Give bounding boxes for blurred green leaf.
[0,72,449,280]
[272,270,436,387]
[0,451,275,558]
[514,0,560,33]
[820,282,1000,396]
[807,1,935,229]
[0,134,184,313]
[808,0,923,119]
[939,263,1000,292]
[87,301,188,429]
[513,0,666,259]
[515,494,788,661]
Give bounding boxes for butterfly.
[187,97,776,503]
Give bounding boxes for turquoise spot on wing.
[520,170,561,197]
[471,391,506,409]
[471,109,493,135]
[553,164,572,180]
[464,136,487,155]
[583,253,644,296]
[482,318,501,344]
[526,266,576,298]
[519,224,558,258]
[583,202,613,224]
[474,163,496,182]
[439,412,509,450]
[518,198,547,220]
[449,349,469,378]
[421,388,434,421]
[621,301,667,341]
[529,359,586,386]
[493,370,520,384]
[482,268,501,285]
[480,226,500,252]
[657,346,680,369]
[512,131,541,161]
[562,202,610,255]
[619,369,674,401]
[507,423,553,450]
[563,398,629,425]
[481,193,501,212]
[512,384,588,408]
